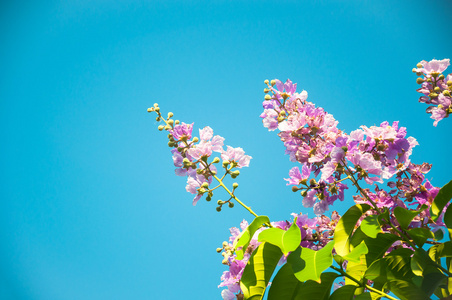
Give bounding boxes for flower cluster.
[262,79,430,216]
[148,103,252,207]
[218,211,340,299]
[413,58,452,126]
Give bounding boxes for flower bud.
[439,74,445,80]
[212,157,220,164]
[222,160,230,167]
[443,90,451,97]
[198,188,206,194]
[264,88,269,93]
[447,80,452,86]
[416,72,422,76]
[221,258,228,265]
[231,170,240,178]
[292,186,299,192]
[147,107,154,112]
[158,125,164,131]
[168,119,174,126]
[201,182,209,189]
[341,146,348,152]
[164,125,171,130]
[309,178,317,186]
[192,137,199,143]
[431,71,440,78]
[168,112,174,118]
[183,158,190,164]
[416,63,423,68]
[217,200,223,205]
[222,241,228,247]
[168,141,174,147]
[318,192,325,200]
[416,78,424,84]
[264,94,272,100]
[155,107,160,112]
[206,195,211,201]
[429,92,438,98]
[426,78,432,83]
[412,68,417,73]
[153,103,159,107]
[232,182,239,189]
[270,80,276,86]
[156,117,161,122]
[175,120,180,124]
[300,190,307,197]
[216,206,222,212]
[216,248,223,253]
[434,86,441,93]
[228,202,234,208]
[196,168,203,174]
[264,79,269,84]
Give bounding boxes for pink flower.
[414,59,450,75]
[221,146,252,168]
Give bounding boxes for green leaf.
[434,228,444,241]
[240,242,283,300]
[334,204,371,256]
[287,241,335,282]
[385,280,429,300]
[258,217,301,255]
[350,226,367,249]
[234,216,270,260]
[328,285,357,300]
[407,227,435,247]
[365,248,414,283]
[296,272,338,300]
[360,215,383,238]
[431,179,452,222]
[393,205,427,230]
[343,241,368,263]
[420,270,447,298]
[344,260,367,286]
[428,241,452,262]
[267,263,303,300]
[411,248,430,277]
[363,233,400,266]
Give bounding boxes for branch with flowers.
[149,58,452,300]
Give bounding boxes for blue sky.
[1,1,451,299]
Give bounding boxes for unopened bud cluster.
[148,104,252,210]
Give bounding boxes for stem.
[212,174,259,218]
[330,266,398,300]
[341,160,381,213]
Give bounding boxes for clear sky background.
[1,1,451,299]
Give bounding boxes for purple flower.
[171,122,193,141]
[185,174,212,205]
[260,109,279,131]
[221,289,235,300]
[284,165,311,185]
